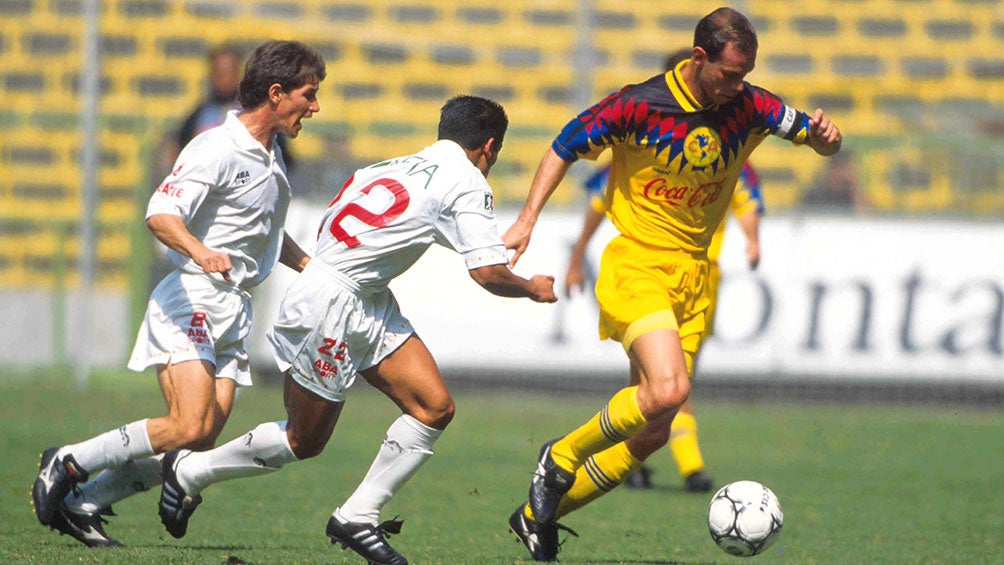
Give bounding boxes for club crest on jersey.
[683,127,722,168]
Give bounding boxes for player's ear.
[268,83,284,105]
[691,47,708,68]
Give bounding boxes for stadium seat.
[2,0,1002,289]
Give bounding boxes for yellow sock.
[556,442,643,519]
[550,386,648,473]
[670,411,705,478]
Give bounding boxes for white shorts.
[268,260,413,403]
[127,270,254,386]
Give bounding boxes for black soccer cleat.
[528,439,575,526]
[33,447,89,526]
[158,449,202,539]
[508,504,578,562]
[684,470,714,493]
[49,505,124,548]
[623,465,654,490]
[326,514,408,565]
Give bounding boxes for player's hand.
[502,219,534,267]
[564,259,586,297]
[745,240,761,271]
[808,108,842,156]
[528,274,558,303]
[194,248,233,282]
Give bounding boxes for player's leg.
[325,335,446,565]
[668,259,720,492]
[553,362,649,517]
[159,372,340,538]
[332,334,450,533]
[671,399,714,492]
[526,326,686,528]
[547,329,688,520]
[64,373,236,519]
[146,359,231,451]
[33,360,220,528]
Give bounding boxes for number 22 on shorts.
[314,337,347,379]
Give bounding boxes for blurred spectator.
[800,150,866,213]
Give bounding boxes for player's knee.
[287,435,326,460]
[643,375,690,415]
[172,420,216,449]
[411,396,455,431]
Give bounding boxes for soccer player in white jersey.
[153,95,557,564]
[31,40,325,547]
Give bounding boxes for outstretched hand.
[502,219,533,267]
[808,108,842,156]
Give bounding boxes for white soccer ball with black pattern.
[707,480,783,557]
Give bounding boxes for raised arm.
[468,263,557,303]
[146,213,233,280]
[502,148,574,267]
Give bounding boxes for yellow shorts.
[704,261,722,337]
[596,236,711,372]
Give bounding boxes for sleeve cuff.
[462,245,509,270]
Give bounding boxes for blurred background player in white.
[154,95,557,565]
[563,49,765,494]
[504,8,840,561]
[31,39,325,547]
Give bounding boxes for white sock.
[65,454,164,514]
[62,419,155,476]
[175,421,298,495]
[336,414,442,525]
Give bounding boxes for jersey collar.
[429,139,467,160]
[665,59,704,112]
[224,110,274,156]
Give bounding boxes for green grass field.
[2,372,1001,564]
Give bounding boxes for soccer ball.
[707,480,783,557]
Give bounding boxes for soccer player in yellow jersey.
[565,161,763,493]
[504,7,841,561]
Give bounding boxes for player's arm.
[503,148,573,267]
[565,202,605,296]
[734,210,761,270]
[733,163,764,270]
[146,214,233,279]
[468,264,557,303]
[279,230,311,272]
[147,147,235,279]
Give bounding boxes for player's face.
[209,53,241,100]
[696,42,756,106]
[275,77,321,138]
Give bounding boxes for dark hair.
[438,95,508,151]
[663,48,693,72]
[238,40,326,109]
[694,7,758,61]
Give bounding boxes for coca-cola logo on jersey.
[643,178,725,208]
